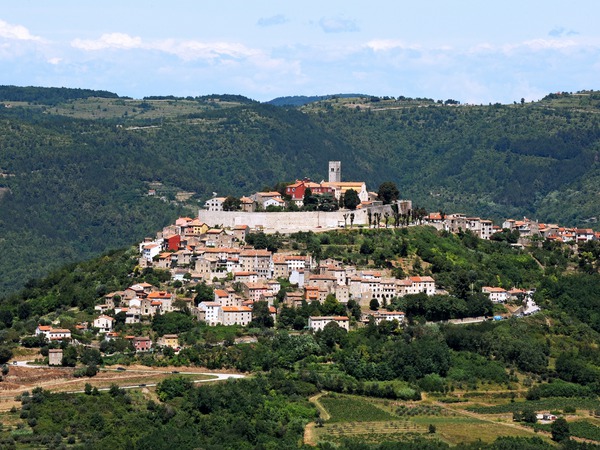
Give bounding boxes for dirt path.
[0,365,243,411]
[310,392,331,420]
[304,392,330,446]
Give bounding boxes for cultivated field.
[307,392,560,447]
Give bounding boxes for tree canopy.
[343,188,361,209]
[378,181,400,204]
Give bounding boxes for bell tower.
[328,161,341,183]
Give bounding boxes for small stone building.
[48,348,63,366]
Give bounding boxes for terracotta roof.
[309,316,349,321]
[244,282,269,290]
[483,286,507,293]
[240,249,271,257]
[148,291,171,299]
[256,191,283,198]
[409,276,435,283]
[96,315,114,321]
[222,306,252,312]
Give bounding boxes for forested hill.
[266,93,365,107]
[0,88,600,294]
[0,85,120,105]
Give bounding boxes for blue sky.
[1,1,598,103]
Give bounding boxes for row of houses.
[424,213,600,244]
[46,333,180,366]
[307,310,406,332]
[481,286,530,303]
[93,284,193,328]
[294,263,436,308]
[423,213,495,240]
[502,219,600,244]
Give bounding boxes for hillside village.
[32,162,600,360]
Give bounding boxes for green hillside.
[0,87,599,294]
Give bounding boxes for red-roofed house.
[482,286,509,303]
[242,283,270,302]
[133,336,152,352]
[164,234,181,251]
[285,179,334,206]
[36,325,72,341]
[93,315,115,333]
[221,306,253,326]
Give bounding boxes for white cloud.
[506,38,579,52]
[157,40,261,62]
[0,19,41,41]
[71,32,267,64]
[47,57,62,65]
[365,39,419,52]
[71,33,143,51]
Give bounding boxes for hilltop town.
[27,161,587,359]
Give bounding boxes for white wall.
[199,205,396,233]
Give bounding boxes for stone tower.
[328,161,341,183]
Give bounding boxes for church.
[285,161,369,207]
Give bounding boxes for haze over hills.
[0,85,599,295]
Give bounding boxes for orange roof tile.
[222,306,252,312]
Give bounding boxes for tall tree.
[222,196,241,211]
[377,182,400,204]
[342,189,360,210]
[551,417,570,442]
[303,188,318,210]
[250,300,274,328]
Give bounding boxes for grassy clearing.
[45,97,244,120]
[412,416,537,445]
[320,394,398,423]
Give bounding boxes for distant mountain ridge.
[266,94,367,107]
[0,85,120,105]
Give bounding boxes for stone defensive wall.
[199,204,397,234]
